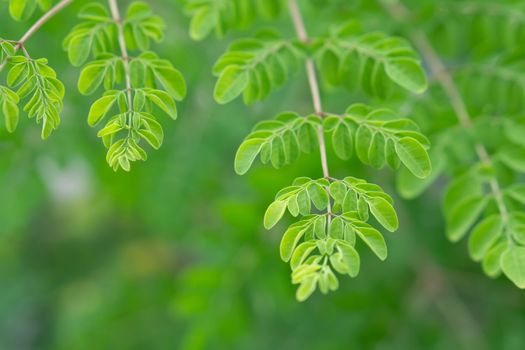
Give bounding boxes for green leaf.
[500,147,525,173]
[508,184,525,205]
[145,89,177,119]
[397,148,445,199]
[446,196,487,242]
[153,66,186,101]
[296,276,317,302]
[332,122,353,160]
[329,181,346,204]
[504,119,525,147]
[367,197,398,232]
[280,225,307,262]
[368,132,386,168]
[78,3,110,21]
[313,215,326,239]
[468,215,504,262]
[68,32,92,67]
[355,125,373,164]
[138,126,163,149]
[189,8,215,41]
[264,200,287,229]
[214,66,249,104]
[78,63,107,95]
[395,137,431,179]
[234,138,264,175]
[355,226,387,260]
[9,0,37,21]
[2,99,19,133]
[501,246,525,289]
[385,58,427,94]
[290,241,317,270]
[482,242,507,278]
[334,241,360,277]
[307,183,328,211]
[88,93,118,126]
[328,217,344,239]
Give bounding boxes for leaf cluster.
[65,2,186,171]
[1,39,64,138]
[184,0,282,41]
[264,176,397,300]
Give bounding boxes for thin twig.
[108,0,133,112]
[382,0,509,225]
[0,0,73,71]
[288,0,331,181]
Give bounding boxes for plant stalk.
[0,0,73,71]
[108,0,133,113]
[382,0,509,225]
[288,0,331,182]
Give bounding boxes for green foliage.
[63,4,117,67]
[455,51,525,115]
[6,1,525,347]
[184,0,282,40]
[235,104,432,181]
[65,2,186,171]
[9,0,51,21]
[234,112,320,174]
[426,0,525,55]
[314,22,428,97]
[213,31,303,104]
[323,104,431,178]
[439,146,525,288]
[265,176,396,300]
[1,38,64,138]
[211,4,429,300]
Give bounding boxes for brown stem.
[0,0,73,71]
[382,0,509,225]
[288,0,331,181]
[108,0,133,113]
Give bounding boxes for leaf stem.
[382,0,509,225]
[0,0,73,71]
[108,0,133,114]
[287,0,331,180]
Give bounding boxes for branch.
[108,0,133,112]
[382,0,509,224]
[0,0,73,71]
[287,0,330,182]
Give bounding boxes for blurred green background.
[1,0,525,349]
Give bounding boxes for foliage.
[202,0,430,300]
[389,0,525,290]
[0,0,186,171]
[1,39,65,139]
[184,0,282,40]
[65,2,186,171]
[4,0,525,348]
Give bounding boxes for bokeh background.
[1,0,525,349]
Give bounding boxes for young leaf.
[446,196,487,242]
[264,200,287,229]
[384,58,428,94]
[280,226,307,262]
[468,215,504,262]
[501,246,525,289]
[296,276,318,302]
[482,242,507,278]
[88,93,118,126]
[334,241,360,277]
[234,138,265,175]
[395,137,431,179]
[355,226,387,260]
[367,197,398,232]
[214,66,249,104]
